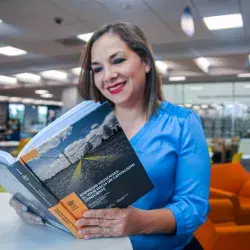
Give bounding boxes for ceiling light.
[71,67,81,76]
[237,73,250,78]
[169,76,186,81]
[40,70,68,82]
[9,97,22,103]
[203,13,243,30]
[15,73,41,83]
[190,86,203,91]
[22,98,34,104]
[33,100,44,105]
[77,32,93,42]
[35,90,49,95]
[155,61,168,75]
[42,100,63,106]
[0,46,27,56]
[0,75,17,85]
[41,93,53,98]
[194,57,210,73]
[244,84,250,88]
[0,95,9,101]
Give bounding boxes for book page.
[18,101,101,158]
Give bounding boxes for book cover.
[8,158,79,237]
[19,102,154,222]
[0,151,75,237]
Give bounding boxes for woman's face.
[91,33,150,107]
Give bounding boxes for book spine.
[9,159,79,238]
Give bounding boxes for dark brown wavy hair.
[78,21,164,119]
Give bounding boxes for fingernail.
[21,205,27,212]
[36,217,42,222]
[84,211,90,217]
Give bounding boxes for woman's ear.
[145,64,151,73]
[144,58,151,73]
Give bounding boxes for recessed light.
[237,73,250,78]
[0,46,27,56]
[22,98,34,104]
[155,61,168,75]
[35,90,49,95]
[9,97,22,103]
[194,57,210,73]
[40,70,68,82]
[77,32,93,42]
[203,13,243,30]
[169,76,186,81]
[0,95,9,101]
[0,75,17,85]
[33,100,45,105]
[41,93,53,98]
[15,73,41,83]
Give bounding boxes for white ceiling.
[1,0,250,101]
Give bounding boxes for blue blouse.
[129,101,210,250]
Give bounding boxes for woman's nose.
[103,67,118,83]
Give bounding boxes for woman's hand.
[9,197,44,225]
[76,207,148,239]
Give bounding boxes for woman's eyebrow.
[91,51,124,66]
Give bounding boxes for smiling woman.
[78,22,163,122]
[9,21,210,250]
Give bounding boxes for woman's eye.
[92,67,102,73]
[113,58,126,64]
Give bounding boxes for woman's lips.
[107,81,126,94]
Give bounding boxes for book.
[0,100,154,238]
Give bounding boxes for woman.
[10,22,210,249]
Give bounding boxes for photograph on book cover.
[20,102,153,216]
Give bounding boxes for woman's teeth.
[109,82,125,91]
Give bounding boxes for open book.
[0,101,154,238]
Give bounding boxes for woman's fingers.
[9,197,27,212]
[78,226,114,238]
[76,217,114,229]
[16,210,44,225]
[9,197,44,226]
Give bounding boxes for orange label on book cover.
[61,192,89,219]
[48,202,79,238]
[20,149,39,164]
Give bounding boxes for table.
[0,193,133,250]
[0,141,19,153]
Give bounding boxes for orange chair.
[210,163,250,224]
[195,218,250,250]
[208,198,236,224]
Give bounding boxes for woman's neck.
[114,101,147,139]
